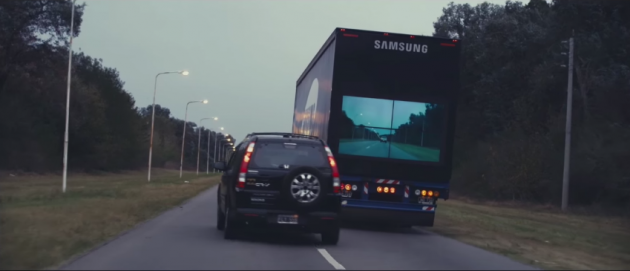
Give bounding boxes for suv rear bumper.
[234,208,339,232]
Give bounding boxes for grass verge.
[429,198,630,270]
[0,169,220,270]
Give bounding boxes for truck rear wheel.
[418,215,435,227]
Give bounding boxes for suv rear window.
[250,142,327,169]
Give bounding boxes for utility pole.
[560,31,574,211]
[62,0,77,193]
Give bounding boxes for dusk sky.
[342,96,393,128]
[72,0,518,141]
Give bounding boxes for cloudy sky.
[73,0,517,141]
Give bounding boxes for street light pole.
[213,127,224,172]
[561,33,575,211]
[225,142,233,160]
[206,129,212,175]
[196,125,203,176]
[147,70,188,182]
[218,137,232,162]
[179,100,208,178]
[203,117,219,174]
[213,133,218,172]
[221,135,231,161]
[62,0,77,193]
[197,119,209,175]
[220,138,231,160]
[197,117,218,175]
[224,143,230,160]
[221,143,227,161]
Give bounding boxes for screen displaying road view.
[338,95,445,162]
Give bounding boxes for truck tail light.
[415,189,440,198]
[376,186,396,193]
[237,142,255,189]
[324,146,341,194]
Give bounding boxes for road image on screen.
[337,95,445,162]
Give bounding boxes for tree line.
[434,0,630,206]
[392,103,444,149]
[2,0,628,207]
[0,0,234,172]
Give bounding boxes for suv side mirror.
[214,161,226,171]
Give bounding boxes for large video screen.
[338,95,445,163]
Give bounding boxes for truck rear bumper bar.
[342,198,435,212]
[340,199,435,226]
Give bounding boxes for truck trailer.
[293,27,461,227]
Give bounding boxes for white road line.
[317,248,346,270]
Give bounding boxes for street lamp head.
[202,99,208,104]
[181,70,189,76]
[225,133,229,136]
[220,127,224,130]
[213,117,219,121]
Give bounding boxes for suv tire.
[223,205,238,240]
[321,227,340,245]
[282,166,327,210]
[216,188,225,231]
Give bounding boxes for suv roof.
[244,132,326,145]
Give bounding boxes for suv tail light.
[324,146,341,194]
[237,142,256,189]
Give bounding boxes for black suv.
[213,132,342,244]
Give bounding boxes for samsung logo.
[374,40,428,53]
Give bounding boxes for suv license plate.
[277,215,298,224]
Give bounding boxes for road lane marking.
[317,248,345,270]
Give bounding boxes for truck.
[292,27,460,227]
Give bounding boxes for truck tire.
[423,217,435,227]
[282,166,327,210]
[419,214,435,227]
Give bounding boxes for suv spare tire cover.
[281,166,328,209]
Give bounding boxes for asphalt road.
[338,140,418,160]
[60,186,538,270]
